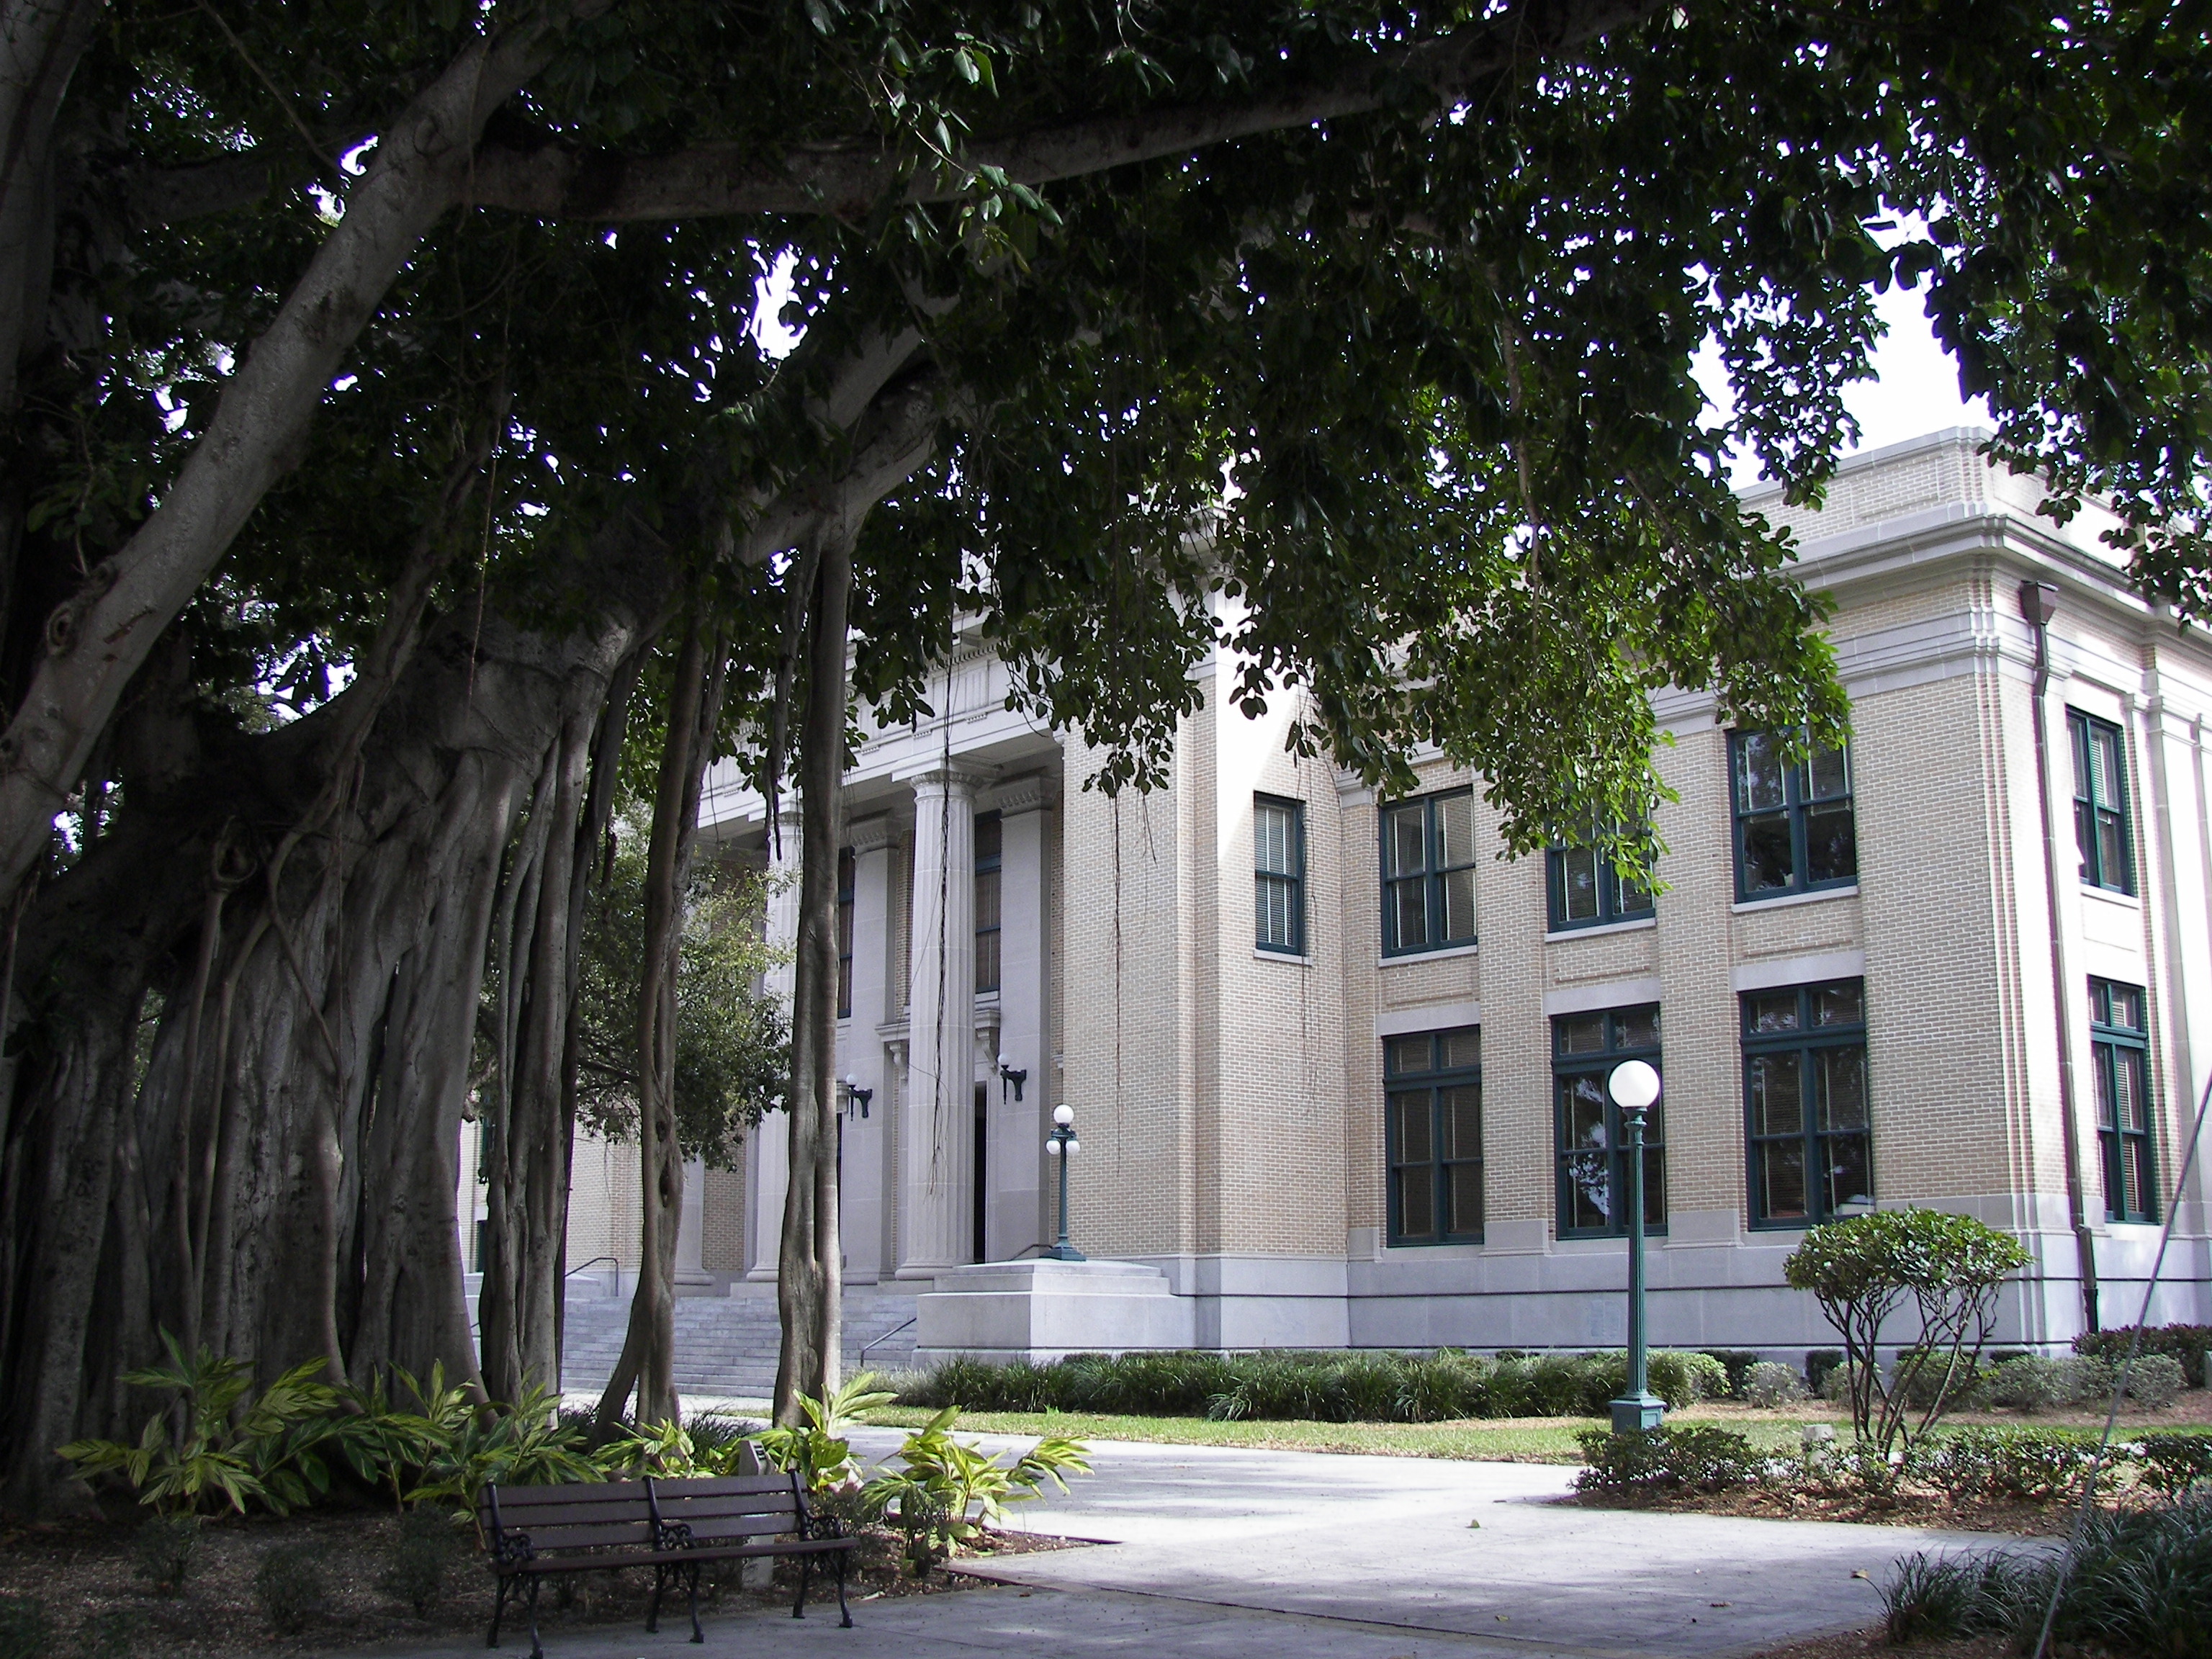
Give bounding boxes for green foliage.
[571,822,786,1168]
[1881,1502,2212,1659]
[860,1406,1090,1573]
[130,1515,199,1593]
[379,1507,466,1617]
[331,1361,479,1511]
[407,1385,601,1516]
[1743,1362,1807,1408]
[2137,1434,2212,1501]
[55,1334,339,1516]
[2077,1325,2212,1390]
[896,1347,1730,1424]
[1572,1426,1762,1496]
[1784,1210,2029,1453]
[756,1373,897,1492]
[2125,1354,2187,1411]
[252,1541,331,1636]
[1699,1352,1764,1399]
[0,1595,48,1659]
[1981,1354,2074,1413]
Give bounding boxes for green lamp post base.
[1610,1393,1666,1434]
[1039,1242,1087,1262]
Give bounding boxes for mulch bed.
[1573,1483,2084,1533]
[0,1505,1084,1658]
[1745,1631,2013,1659]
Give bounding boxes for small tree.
[1784,1210,2030,1455]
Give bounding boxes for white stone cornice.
[849,814,896,854]
[987,773,1056,817]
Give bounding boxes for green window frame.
[974,812,1002,995]
[2090,977,2157,1223]
[1552,1005,1665,1238]
[836,847,855,1019]
[1547,828,1655,932]
[1385,1027,1483,1244]
[2069,711,2135,894]
[1255,796,1306,955]
[1730,730,1857,902]
[1380,788,1477,956]
[1741,979,1874,1228]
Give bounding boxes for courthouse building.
[548,428,2212,1364]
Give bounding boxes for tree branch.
[462,0,1661,221]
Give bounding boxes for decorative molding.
[902,761,994,794]
[1376,1000,1481,1038]
[987,772,1056,817]
[849,814,896,855]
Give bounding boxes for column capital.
[850,814,896,855]
[986,773,1057,817]
[903,762,993,799]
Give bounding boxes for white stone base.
[912,1259,1197,1363]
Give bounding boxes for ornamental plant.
[1783,1210,2029,1455]
[860,1407,1091,1575]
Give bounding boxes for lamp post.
[1042,1105,1084,1261]
[1608,1058,1665,1434]
[840,1074,872,1120]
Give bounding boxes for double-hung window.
[1731,731,1857,900]
[1385,1028,1483,1244]
[1380,788,1476,955]
[1547,825,1655,931]
[2090,978,2157,1222]
[1742,979,1873,1226]
[1255,796,1306,954]
[835,848,855,1018]
[1553,1006,1665,1236]
[974,813,1002,994]
[2069,711,2134,894]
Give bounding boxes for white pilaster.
[745,806,804,1281]
[675,1156,710,1287]
[841,815,896,1281]
[986,775,1053,1260]
[898,768,981,1275]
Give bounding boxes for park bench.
[480,1473,858,1658]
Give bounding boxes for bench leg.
[686,1560,703,1644]
[834,1548,853,1629]
[487,1574,511,1649]
[647,1562,666,1634]
[523,1575,545,1659]
[792,1551,811,1619]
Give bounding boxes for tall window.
[2090,978,2157,1222]
[1547,826,1655,931]
[1255,796,1306,954]
[1385,1027,1483,1244]
[974,813,1002,994]
[2069,711,2134,894]
[1731,731,1857,900]
[1380,788,1476,955]
[1742,979,1873,1227]
[835,848,855,1019]
[1553,1005,1665,1237]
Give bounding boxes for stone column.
[745,806,804,1281]
[841,815,896,1281]
[675,1156,710,1288]
[898,768,980,1275]
[986,775,1052,1260]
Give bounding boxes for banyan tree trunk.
[0,541,665,1512]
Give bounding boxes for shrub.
[0,1596,48,1659]
[2057,1354,2116,1406]
[2041,1500,2212,1659]
[130,1514,199,1593]
[1880,1550,2036,1645]
[380,1507,464,1616]
[1806,1349,1845,1395]
[1892,1347,1984,1411]
[1699,1352,1763,1398]
[2124,1354,2187,1410]
[2138,1434,2212,1499]
[1573,1426,1761,1496]
[1982,1354,2071,1413]
[253,1541,332,1635]
[1783,1210,2030,1454]
[860,1407,1090,1573]
[1922,1426,2111,1506]
[2076,1323,2212,1389]
[1743,1362,1807,1407]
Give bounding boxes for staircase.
[560,1287,920,1400]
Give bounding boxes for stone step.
[559,1291,920,1398]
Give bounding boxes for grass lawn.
[859,1402,1843,1462]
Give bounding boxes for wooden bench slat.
[650,1474,797,1497]
[500,1524,657,1552]
[655,1514,803,1542]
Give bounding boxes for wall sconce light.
[997,1052,1028,1102]
[842,1074,873,1120]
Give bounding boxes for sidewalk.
[359,1429,2035,1659]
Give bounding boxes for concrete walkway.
[362,1429,2032,1659]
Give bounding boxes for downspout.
[2020,579,2100,1334]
